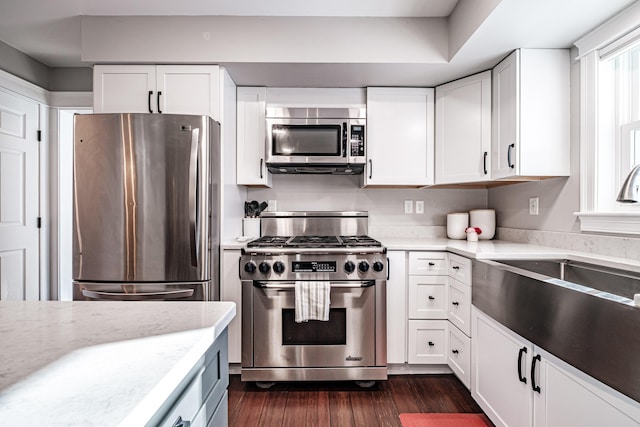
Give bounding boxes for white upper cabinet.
[93,65,156,114]
[491,49,570,180]
[435,71,492,184]
[93,65,221,120]
[236,87,271,187]
[364,87,434,187]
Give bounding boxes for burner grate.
[247,235,382,249]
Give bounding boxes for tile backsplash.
[496,227,640,260]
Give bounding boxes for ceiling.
[0,0,637,87]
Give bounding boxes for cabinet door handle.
[368,159,373,179]
[148,91,154,113]
[452,349,459,354]
[157,91,163,113]
[428,341,435,347]
[507,143,515,169]
[517,346,527,384]
[483,151,488,175]
[452,301,459,306]
[260,158,264,179]
[452,266,460,270]
[428,296,435,300]
[387,257,390,280]
[531,354,542,393]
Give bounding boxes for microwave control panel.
[349,125,365,157]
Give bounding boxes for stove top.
[246,235,382,249]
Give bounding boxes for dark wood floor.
[228,374,485,426]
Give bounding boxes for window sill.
[574,212,640,235]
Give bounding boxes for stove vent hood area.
[265,106,367,175]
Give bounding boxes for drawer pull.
[428,296,435,300]
[428,341,435,347]
[172,416,191,427]
[452,301,459,306]
[452,349,459,354]
[452,266,460,270]
[428,262,435,266]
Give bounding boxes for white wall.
[246,174,488,235]
[81,16,448,64]
[488,48,581,233]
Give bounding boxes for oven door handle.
[253,281,375,289]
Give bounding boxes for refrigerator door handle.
[189,128,200,267]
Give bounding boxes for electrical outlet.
[404,200,413,214]
[415,200,424,214]
[529,197,539,215]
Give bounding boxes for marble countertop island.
[0,301,235,426]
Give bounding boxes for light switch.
[415,200,424,214]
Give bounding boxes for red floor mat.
[400,413,492,427]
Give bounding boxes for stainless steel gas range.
[240,211,387,385]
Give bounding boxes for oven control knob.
[373,261,385,272]
[259,262,271,274]
[244,261,257,274]
[273,261,285,274]
[344,261,356,273]
[358,261,370,273]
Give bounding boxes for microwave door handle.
[343,122,347,157]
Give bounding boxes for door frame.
[0,70,93,301]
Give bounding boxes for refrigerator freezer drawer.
[73,281,209,301]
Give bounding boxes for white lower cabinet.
[448,324,471,388]
[158,329,229,427]
[221,249,242,364]
[386,251,408,364]
[408,276,448,319]
[448,277,471,336]
[472,306,640,427]
[408,320,448,364]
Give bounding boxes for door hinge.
[37,130,42,142]
[37,217,42,228]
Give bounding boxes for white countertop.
[381,237,640,272]
[0,301,235,427]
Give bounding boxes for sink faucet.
[616,164,640,203]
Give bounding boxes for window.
[597,43,640,212]
[575,3,640,235]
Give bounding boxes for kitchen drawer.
[448,278,471,336]
[448,253,471,285]
[159,330,229,427]
[409,252,448,275]
[448,324,471,389]
[408,276,448,320]
[205,391,228,427]
[408,320,449,364]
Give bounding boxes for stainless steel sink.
[494,258,640,300]
[472,258,640,403]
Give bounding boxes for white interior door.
[0,89,39,300]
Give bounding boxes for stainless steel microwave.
[265,107,366,174]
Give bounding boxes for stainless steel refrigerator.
[72,113,220,301]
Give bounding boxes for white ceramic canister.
[469,209,495,240]
[447,212,469,239]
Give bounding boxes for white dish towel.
[295,281,331,323]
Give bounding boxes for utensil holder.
[243,218,260,237]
